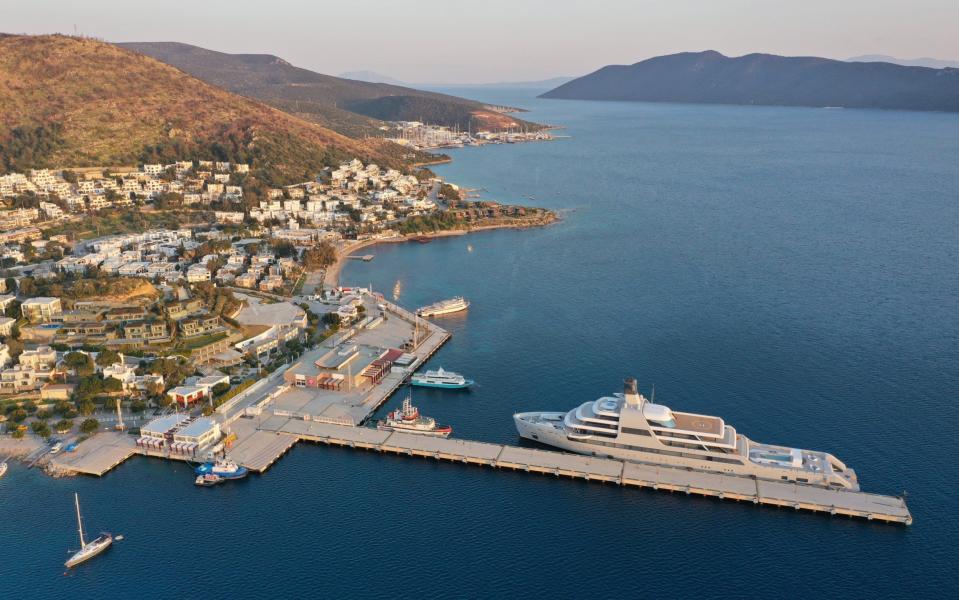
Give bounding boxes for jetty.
[248,419,911,525]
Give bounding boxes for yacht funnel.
[624,377,641,406]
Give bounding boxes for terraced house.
[122,320,170,342]
[179,315,220,338]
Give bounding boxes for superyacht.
[514,378,859,490]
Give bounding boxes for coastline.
[322,214,559,288]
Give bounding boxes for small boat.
[194,458,249,480]
[194,473,224,487]
[411,367,474,389]
[0,461,7,478]
[65,493,113,568]
[417,296,470,317]
[377,392,452,438]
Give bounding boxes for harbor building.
[167,385,208,406]
[283,343,392,391]
[171,417,221,455]
[138,414,190,450]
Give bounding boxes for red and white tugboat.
[377,391,452,438]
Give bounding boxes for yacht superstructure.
[514,378,859,490]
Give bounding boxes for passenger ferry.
[377,393,452,438]
[514,378,859,490]
[411,367,474,389]
[416,296,469,317]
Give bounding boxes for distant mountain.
[437,76,576,90]
[542,51,959,112]
[339,70,408,85]
[118,42,541,135]
[847,54,959,69]
[0,35,413,182]
[341,72,575,90]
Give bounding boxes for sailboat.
[65,493,113,568]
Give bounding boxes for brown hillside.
[0,35,419,182]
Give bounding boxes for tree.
[79,418,100,435]
[31,420,51,438]
[10,427,24,439]
[55,419,73,433]
[211,382,231,396]
[322,312,341,329]
[64,351,95,376]
[22,400,37,414]
[96,349,121,366]
[78,399,96,416]
[303,241,336,271]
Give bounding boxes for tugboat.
[194,458,249,480]
[377,392,452,438]
[65,493,113,568]
[194,473,225,487]
[411,367,474,389]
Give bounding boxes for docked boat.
[0,461,7,478]
[514,377,860,490]
[411,367,474,389]
[194,473,225,487]
[65,493,113,568]
[194,458,249,480]
[416,296,470,317]
[377,392,452,438]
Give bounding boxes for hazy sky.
[3,0,958,83]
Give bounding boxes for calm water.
[3,92,958,598]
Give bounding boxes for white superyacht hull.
[513,412,855,489]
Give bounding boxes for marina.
[47,381,913,524]
[40,293,913,525]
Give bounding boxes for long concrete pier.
[255,418,912,525]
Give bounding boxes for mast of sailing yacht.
[74,493,87,549]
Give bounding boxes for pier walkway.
[255,419,912,525]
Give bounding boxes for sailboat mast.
[74,493,86,548]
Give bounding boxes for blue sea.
[2,92,958,598]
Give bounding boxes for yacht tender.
[514,378,859,490]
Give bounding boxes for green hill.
[0,35,428,183]
[117,42,543,135]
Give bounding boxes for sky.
[2,0,958,83]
